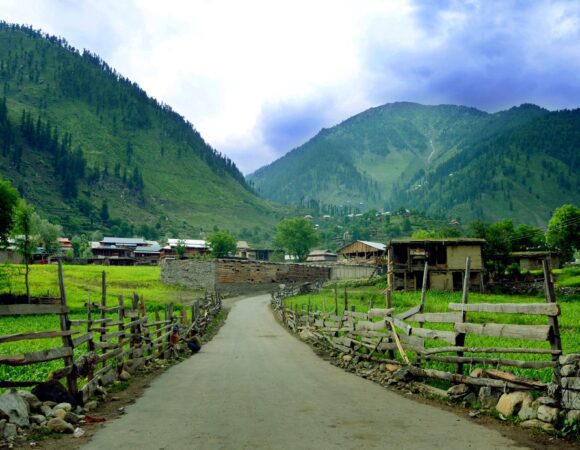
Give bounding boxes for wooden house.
[387,238,485,291]
[511,251,560,271]
[337,240,386,263]
[161,239,210,258]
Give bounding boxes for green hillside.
[249,102,579,226]
[0,23,285,241]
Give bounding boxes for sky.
[2,0,580,173]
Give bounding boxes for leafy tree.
[207,230,238,258]
[546,204,580,262]
[32,212,62,256]
[275,218,319,261]
[100,199,110,223]
[0,179,19,247]
[511,224,545,251]
[13,202,36,301]
[175,239,186,259]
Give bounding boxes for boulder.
[3,422,17,440]
[561,364,578,377]
[0,390,30,427]
[54,402,72,412]
[17,391,42,412]
[46,417,74,434]
[40,405,53,418]
[342,354,352,362]
[566,410,580,423]
[392,367,413,383]
[384,363,401,372]
[517,404,537,421]
[558,354,580,366]
[478,387,499,409]
[561,377,580,390]
[533,396,559,407]
[447,384,470,398]
[119,370,132,382]
[30,414,47,425]
[83,400,98,412]
[52,408,67,420]
[496,391,532,417]
[469,368,484,378]
[537,405,559,424]
[562,389,580,410]
[299,329,315,340]
[124,357,145,374]
[64,412,81,425]
[520,419,555,432]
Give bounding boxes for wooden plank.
[424,355,558,369]
[93,341,118,349]
[0,304,68,316]
[356,320,387,332]
[385,316,412,335]
[57,261,77,399]
[409,312,462,323]
[422,346,561,356]
[395,305,421,320]
[101,330,126,340]
[543,260,562,380]
[412,327,458,344]
[99,347,123,362]
[454,323,552,341]
[368,308,394,318]
[484,368,547,389]
[0,347,73,366]
[72,332,93,348]
[0,329,79,344]
[448,302,560,316]
[344,311,368,319]
[69,318,112,326]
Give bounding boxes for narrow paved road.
[83,294,527,450]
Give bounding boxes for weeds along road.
[83,294,529,450]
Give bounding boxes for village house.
[511,251,560,271]
[306,250,338,262]
[236,241,282,261]
[387,238,486,291]
[161,239,210,259]
[337,240,386,263]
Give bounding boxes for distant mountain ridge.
[248,101,579,226]
[0,22,283,240]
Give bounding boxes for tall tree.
[546,204,580,262]
[13,202,36,301]
[275,218,319,261]
[0,179,19,247]
[207,230,237,258]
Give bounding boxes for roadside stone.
[496,391,532,417]
[447,384,470,398]
[562,389,580,410]
[384,363,401,372]
[392,367,413,383]
[299,329,315,340]
[119,370,132,382]
[3,422,17,439]
[46,417,74,434]
[29,415,47,425]
[83,400,98,412]
[566,410,580,423]
[537,405,559,424]
[42,401,56,408]
[0,390,30,427]
[518,404,537,421]
[520,419,555,432]
[342,354,352,362]
[40,405,53,418]
[478,387,499,409]
[558,354,580,366]
[64,412,80,425]
[469,368,484,378]
[533,396,558,407]
[52,408,67,420]
[16,391,42,412]
[561,364,578,377]
[561,377,580,390]
[54,402,72,412]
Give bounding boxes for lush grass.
[553,266,580,288]
[285,280,580,382]
[1,263,204,310]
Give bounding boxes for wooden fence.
[272,257,563,391]
[0,262,222,403]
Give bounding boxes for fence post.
[57,261,78,399]
[344,287,348,313]
[455,257,471,374]
[155,309,163,359]
[117,295,125,371]
[542,259,562,382]
[100,271,107,367]
[334,282,338,315]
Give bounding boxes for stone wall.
[160,259,217,290]
[559,353,580,423]
[161,259,331,294]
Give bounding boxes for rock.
[40,405,53,418]
[299,329,315,340]
[342,354,352,362]
[478,387,499,409]
[32,380,76,406]
[42,401,57,408]
[496,391,532,417]
[562,389,580,410]
[64,412,80,425]
[561,364,578,377]
[384,363,401,372]
[462,392,477,406]
[559,354,580,366]
[566,410,580,423]
[124,357,145,374]
[0,390,30,427]
[392,367,413,383]
[469,368,484,378]
[520,419,555,432]
[29,414,47,425]
[52,408,67,420]
[561,377,580,390]
[73,427,85,438]
[518,404,537,421]
[0,419,5,436]
[99,370,117,386]
[83,400,98,412]
[537,405,559,424]
[54,402,72,412]
[447,383,470,398]
[3,422,17,440]
[534,396,558,407]
[119,370,132,382]
[16,391,42,412]
[46,417,74,434]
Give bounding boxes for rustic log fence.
[0,261,222,403]
[272,257,564,392]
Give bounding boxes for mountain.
[248,102,579,226]
[0,23,284,242]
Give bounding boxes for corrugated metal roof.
[167,238,208,249]
[102,237,146,246]
[359,241,387,251]
[389,238,486,245]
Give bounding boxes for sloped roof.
[101,237,146,246]
[166,238,207,249]
[359,241,386,251]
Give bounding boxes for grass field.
[284,278,580,382]
[0,263,204,310]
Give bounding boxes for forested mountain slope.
[0,23,283,240]
[249,102,579,226]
